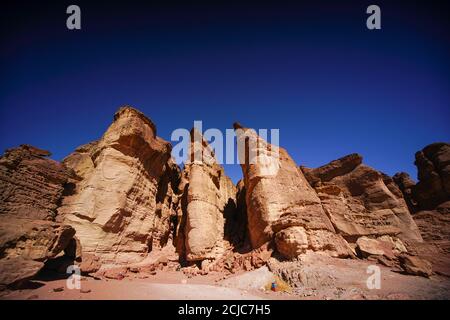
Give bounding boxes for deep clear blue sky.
[1,1,449,183]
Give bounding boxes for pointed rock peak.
[114,105,157,134]
[233,122,244,130]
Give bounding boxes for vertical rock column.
[233,123,352,259]
[177,129,237,263]
[59,106,178,265]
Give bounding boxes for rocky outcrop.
[413,143,450,210]
[0,145,76,288]
[274,227,309,259]
[0,218,76,288]
[59,106,179,266]
[0,145,72,220]
[394,143,450,214]
[392,172,417,213]
[394,143,450,277]
[399,255,433,278]
[302,154,422,243]
[1,106,447,290]
[234,123,352,259]
[176,129,237,263]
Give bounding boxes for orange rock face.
[0,145,76,288]
[176,129,237,263]
[234,123,353,259]
[395,143,450,277]
[1,107,448,289]
[59,106,179,266]
[302,154,423,243]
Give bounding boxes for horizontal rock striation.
[0,145,76,288]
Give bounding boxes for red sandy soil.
[0,271,266,300]
[1,258,449,300]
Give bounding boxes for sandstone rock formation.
[0,145,76,288]
[398,255,433,278]
[393,172,417,213]
[0,219,76,288]
[413,142,450,210]
[394,143,450,277]
[234,123,352,259]
[176,129,237,263]
[301,154,422,243]
[59,106,179,266]
[1,106,448,293]
[0,145,72,220]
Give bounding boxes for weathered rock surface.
[234,123,352,259]
[413,142,450,210]
[0,218,76,287]
[399,255,433,278]
[275,226,351,259]
[0,145,76,288]
[302,154,422,242]
[1,107,448,294]
[0,257,44,289]
[356,236,396,259]
[59,106,179,265]
[275,227,309,259]
[0,218,75,262]
[392,172,418,212]
[0,145,72,220]
[267,252,449,299]
[393,143,450,277]
[176,129,237,263]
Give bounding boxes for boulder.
[0,257,44,289]
[355,236,395,259]
[0,217,76,287]
[399,255,433,278]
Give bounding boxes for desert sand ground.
[2,256,449,300]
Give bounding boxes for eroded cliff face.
[0,145,76,288]
[413,143,450,211]
[0,145,72,221]
[234,123,353,259]
[301,154,422,243]
[394,143,450,276]
[58,106,179,266]
[176,129,237,264]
